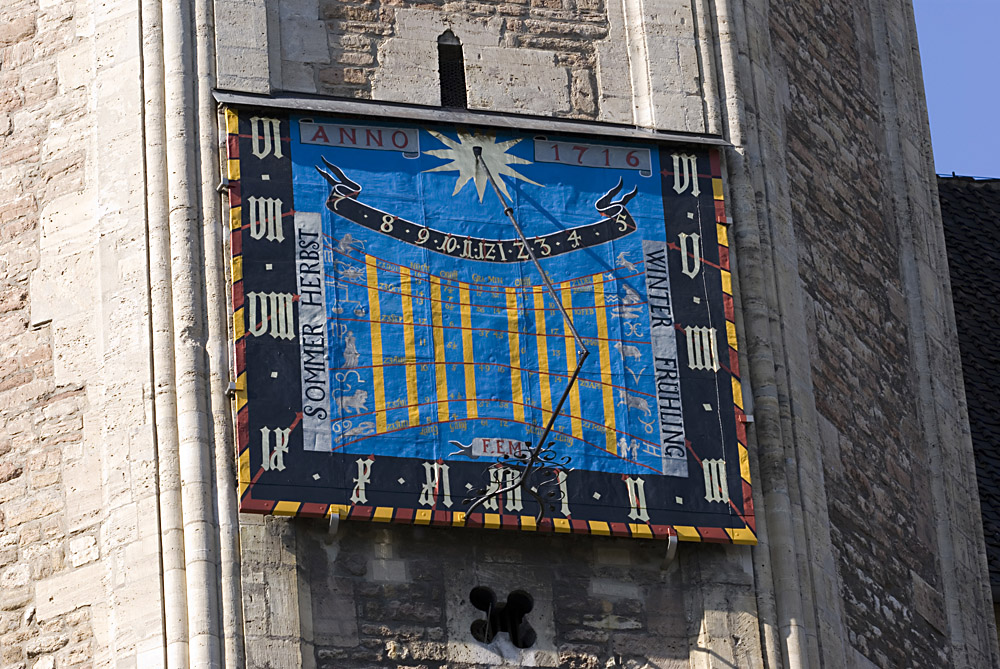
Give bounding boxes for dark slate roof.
[939,176,1000,594]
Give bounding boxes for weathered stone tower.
[1,0,996,667]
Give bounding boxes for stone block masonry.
[0,0,994,666]
[770,1,955,663]
[0,1,94,667]
[289,521,761,669]
[240,0,713,132]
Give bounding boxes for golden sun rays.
[423,129,541,201]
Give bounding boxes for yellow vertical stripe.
[717,223,729,247]
[592,279,617,453]
[505,288,525,424]
[720,269,732,295]
[732,377,744,410]
[232,255,243,282]
[366,256,387,432]
[238,449,250,494]
[227,159,240,181]
[459,284,477,418]
[225,108,239,134]
[233,307,245,341]
[533,288,552,424]
[560,282,583,440]
[230,205,241,230]
[739,443,751,483]
[430,277,449,422]
[712,177,724,200]
[400,268,420,428]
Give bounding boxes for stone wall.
[216,0,718,133]
[2,0,996,666]
[1,0,168,666]
[273,520,762,669]
[0,2,94,666]
[744,0,997,665]
[216,0,1000,667]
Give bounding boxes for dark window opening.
[469,586,537,649]
[438,31,468,109]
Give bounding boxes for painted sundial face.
[231,109,755,543]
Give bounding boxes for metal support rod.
[465,149,590,518]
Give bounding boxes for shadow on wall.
[241,518,762,667]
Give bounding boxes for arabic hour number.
[381,214,394,233]
[567,230,582,248]
[416,227,430,244]
[534,238,552,256]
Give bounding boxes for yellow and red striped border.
[227,120,754,544]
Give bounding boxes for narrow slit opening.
[438,30,468,109]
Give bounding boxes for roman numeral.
[683,326,719,372]
[246,291,296,340]
[418,462,453,508]
[624,476,650,522]
[481,466,523,513]
[702,458,730,504]
[671,153,700,197]
[678,232,702,278]
[351,457,373,504]
[249,116,283,160]
[259,426,289,472]
[248,196,285,242]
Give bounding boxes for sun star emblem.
[423,129,541,201]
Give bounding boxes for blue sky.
[913,1,1000,178]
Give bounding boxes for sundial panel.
[228,108,754,543]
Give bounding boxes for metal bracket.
[741,414,755,424]
[662,534,678,569]
[328,512,341,536]
[225,381,238,398]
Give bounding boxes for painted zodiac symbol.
[626,366,646,385]
[333,233,365,254]
[617,390,651,417]
[335,261,364,280]
[333,299,367,318]
[342,331,360,368]
[614,342,642,360]
[623,322,642,337]
[332,420,376,438]
[334,370,363,386]
[615,251,637,273]
[638,416,656,434]
[622,284,642,305]
[334,389,368,414]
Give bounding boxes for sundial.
[227,107,755,543]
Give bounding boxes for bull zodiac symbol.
[617,390,651,417]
